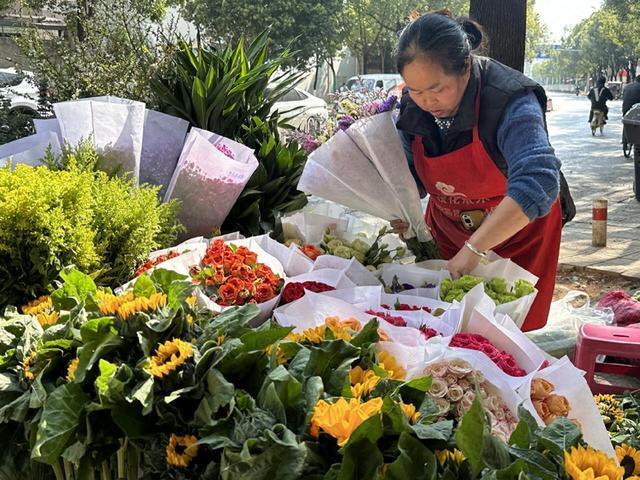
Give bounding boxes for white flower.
[461,390,475,410]
[468,370,485,384]
[494,408,506,421]
[430,377,449,398]
[426,362,448,378]
[435,398,451,416]
[444,374,458,386]
[447,358,473,377]
[457,378,471,391]
[487,394,502,412]
[447,384,464,402]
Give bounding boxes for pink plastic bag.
[596,290,640,327]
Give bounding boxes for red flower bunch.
[450,333,527,377]
[192,239,282,306]
[381,302,432,313]
[366,309,407,327]
[419,325,439,340]
[135,251,181,276]
[300,244,323,261]
[280,281,335,305]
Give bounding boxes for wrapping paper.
[516,357,615,459]
[164,129,258,239]
[0,131,61,168]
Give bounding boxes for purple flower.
[335,114,355,133]
[379,96,397,113]
[302,136,321,153]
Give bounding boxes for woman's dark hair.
[396,10,484,76]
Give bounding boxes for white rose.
[447,384,464,402]
[430,377,449,398]
[447,358,473,377]
[428,362,449,378]
[444,374,458,386]
[461,390,475,410]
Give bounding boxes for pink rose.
[447,384,464,402]
[430,377,449,398]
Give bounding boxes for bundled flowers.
[530,378,577,426]
[440,276,535,304]
[135,250,181,276]
[300,244,323,261]
[214,143,234,159]
[423,358,518,442]
[382,300,432,313]
[450,333,527,377]
[191,239,282,306]
[280,281,335,305]
[366,309,407,327]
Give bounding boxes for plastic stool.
[574,323,640,394]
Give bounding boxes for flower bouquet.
[189,237,285,323]
[164,128,259,239]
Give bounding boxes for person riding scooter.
[588,77,613,124]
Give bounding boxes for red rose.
[255,283,276,303]
[366,310,407,327]
[281,282,306,305]
[218,283,239,303]
[419,325,438,339]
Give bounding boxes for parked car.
[344,74,403,94]
[0,68,39,115]
[271,86,328,132]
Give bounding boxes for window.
[0,72,21,88]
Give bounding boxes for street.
[549,92,640,277]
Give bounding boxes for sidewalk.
[547,93,640,278]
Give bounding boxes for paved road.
[548,92,640,277]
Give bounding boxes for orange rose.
[219,283,239,303]
[530,378,555,400]
[544,394,570,417]
[255,283,275,303]
[226,277,245,290]
[533,399,550,419]
[301,244,323,261]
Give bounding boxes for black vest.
[397,57,575,224]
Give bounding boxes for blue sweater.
[400,92,560,220]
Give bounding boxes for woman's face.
[401,56,470,118]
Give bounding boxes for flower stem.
[126,443,139,480]
[117,439,127,480]
[63,459,75,480]
[100,461,111,480]
[52,461,65,480]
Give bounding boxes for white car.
[271,87,328,132]
[0,68,39,115]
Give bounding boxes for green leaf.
[455,396,486,476]
[338,438,383,480]
[343,412,383,448]
[537,417,582,457]
[386,432,437,479]
[194,368,235,425]
[509,418,532,449]
[111,403,148,438]
[133,275,156,298]
[483,434,512,470]
[350,319,379,348]
[127,376,154,415]
[95,359,117,397]
[304,340,360,396]
[31,383,88,464]
[74,317,123,383]
[412,420,454,441]
[507,447,559,479]
[240,325,292,351]
[52,268,97,310]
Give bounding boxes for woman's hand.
[447,245,481,279]
[390,219,410,237]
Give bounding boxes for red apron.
[412,85,562,331]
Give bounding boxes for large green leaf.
[74,317,123,383]
[386,432,437,480]
[454,396,487,476]
[31,383,88,465]
[537,417,582,457]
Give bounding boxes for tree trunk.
[469,0,527,72]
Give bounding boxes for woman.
[391,11,573,331]
[587,77,613,124]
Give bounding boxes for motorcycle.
[591,110,605,136]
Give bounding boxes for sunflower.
[97,291,134,316]
[166,434,198,467]
[377,351,406,380]
[22,351,37,381]
[146,338,194,378]
[116,293,167,320]
[435,449,465,466]
[398,402,421,424]
[349,366,381,398]
[66,358,79,382]
[310,397,383,446]
[265,345,288,365]
[564,445,624,480]
[22,296,53,316]
[616,445,640,478]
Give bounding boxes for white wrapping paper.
[298,111,431,242]
[164,129,258,239]
[0,131,61,168]
[54,97,145,180]
[252,234,314,277]
[516,357,615,459]
[313,255,381,286]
